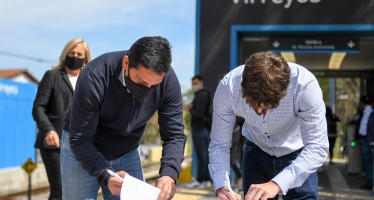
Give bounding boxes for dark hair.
[192,75,203,81]
[360,95,373,105]
[241,51,290,108]
[128,36,172,74]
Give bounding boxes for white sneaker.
[186,180,202,188]
[197,181,212,189]
[204,181,212,188]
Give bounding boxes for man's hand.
[108,171,126,196]
[155,176,176,200]
[245,181,280,200]
[216,187,242,200]
[45,131,60,148]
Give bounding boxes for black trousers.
[40,148,62,200]
[328,136,337,162]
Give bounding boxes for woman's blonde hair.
[53,38,91,70]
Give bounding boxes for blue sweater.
[63,51,186,185]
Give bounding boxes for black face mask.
[65,55,84,70]
[124,68,157,102]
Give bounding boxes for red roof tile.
[0,69,39,83]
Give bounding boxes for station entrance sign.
[269,38,359,53]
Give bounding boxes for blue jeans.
[242,140,318,200]
[60,131,144,200]
[191,128,210,182]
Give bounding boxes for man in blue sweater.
[60,36,186,200]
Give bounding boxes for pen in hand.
[106,169,124,180]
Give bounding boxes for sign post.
[22,158,37,200]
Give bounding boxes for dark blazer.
[32,68,74,149]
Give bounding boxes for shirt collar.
[119,68,126,87]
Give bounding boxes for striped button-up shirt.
[208,62,328,194]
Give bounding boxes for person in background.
[209,51,328,200]
[366,100,374,195]
[186,75,212,189]
[359,95,374,190]
[346,104,364,140]
[325,106,340,164]
[60,36,186,200]
[32,38,91,200]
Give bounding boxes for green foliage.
[317,77,330,104]
[141,89,194,145]
[142,113,161,145]
[317,77,361,160]
[335,78,360,125]
[183,88,194,133]
[317,77,360,125]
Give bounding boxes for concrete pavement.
[2,160,374,200]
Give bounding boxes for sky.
[0,0,196,92]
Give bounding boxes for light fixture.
[328,52,346,70]
[280,52,296,63]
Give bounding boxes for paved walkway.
[173,161,374,200]
[2,161,374,200]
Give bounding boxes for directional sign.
[22,158,37,175]
[269,38,359,53]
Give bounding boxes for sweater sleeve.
[157,69,187,181]
[68,68,112,185]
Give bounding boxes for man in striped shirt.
[209,51,328,200]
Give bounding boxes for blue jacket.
[63,51,186,185]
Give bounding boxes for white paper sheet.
[120,174,161,200]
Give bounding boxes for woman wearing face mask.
[32,38,91,200]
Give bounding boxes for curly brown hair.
[241,51,290,109]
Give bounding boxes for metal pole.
[329,78,336,112]
[28,174,31,200]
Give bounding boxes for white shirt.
[67,73,78,91]
[208,62,328,194]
